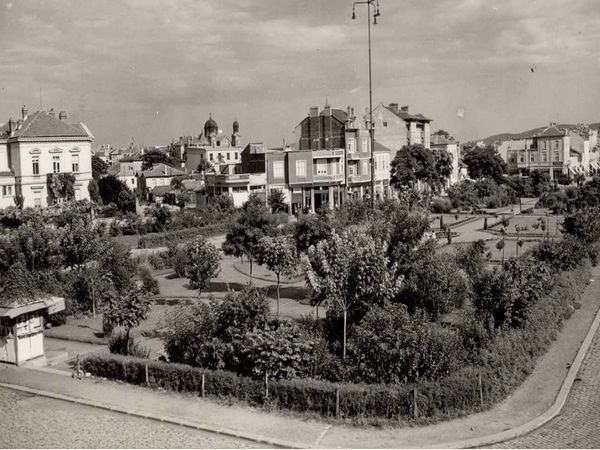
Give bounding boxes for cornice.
[8,136,93,144]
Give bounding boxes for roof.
[535,126,566,138]
[383,105,432,122]
[10,110,92,139]
[374,141,393,153]
[151,185,173,196]
[0,122,9,139]
[431,134,455,145]
[319,108,348,123]
[0,296,64,319]
[141,163,186,178]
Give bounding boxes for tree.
[223,194,275,278]
[255,236,298,316]
[462,145,507,182]
[47,173,76,204]
[87,179,100,203]
[197,160,213,174]
[184,237,221,297]
[142,149,180,170]
[151,205,171,232]
[303,231,402,359]
[390,144,436,191]
[59,215,105,270]
[170,176,185,191]
[447,180,479,209]
[562,206,600,245]
[293,212,333,253]
[431,148,453,192]
[13,194,24,210]
[104,285,152,352]
[268,189,287,213]
[92,155,109,179]
[98,175,133,209]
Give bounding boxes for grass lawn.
[488,215,563,236]
[438,238,541,263]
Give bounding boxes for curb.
[0,381,306,449]
[437,279,600,449]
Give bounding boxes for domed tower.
[203,113,219,137]
[232,119,240,147]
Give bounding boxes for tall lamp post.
[352,0,380,209]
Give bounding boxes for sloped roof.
[384,105,432,122]
[535,126,566,138]
[374,141,393,153]
[151,185,173,196]
[141,163,186,178]
[0,122,9,139]
[11,110,91,139]
[319,108,348,123]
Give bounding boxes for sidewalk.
[1,265,599,448]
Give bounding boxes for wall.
[371,105,407,157]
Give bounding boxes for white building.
[0,107,94,208]
[108,154,143,190]
[138,163,186,190]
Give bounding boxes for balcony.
[347,174,370,184]
[206,173,250,185]
[313,173,344,183]
[312,149,344,158]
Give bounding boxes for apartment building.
[431,130,462,186]
[0,107,93,209]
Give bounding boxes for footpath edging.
[438,279,600,449]
[0,380,305,449]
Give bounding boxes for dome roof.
[204,114,218,135]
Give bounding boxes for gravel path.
[0,387,262,448]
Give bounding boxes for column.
[328,186,334,210]
[310,188,315,211]
[13,322,19,366]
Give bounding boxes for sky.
[1,0,599,148]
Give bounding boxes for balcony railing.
[312,149,344,158]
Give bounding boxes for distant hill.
[470,122,600,147]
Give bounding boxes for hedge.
[137,223,229,248]
[83,260,591,422]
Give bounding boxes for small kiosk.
[0,296,65,366]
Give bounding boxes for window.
[52,155,60,173]
[542,153,547,162]
[2,185,12,197]
[383,121,388,127]
[362,140,368,153]
[200,153,204,160]
[209,153,214,161]
[235,152,239,160]
[273,161,284,178]
[295,160,306,177]
[348,164,356,176]
[554,151,560,161]
[217,141,221,147]
[217,153,222,161]
[227,152,230,161]
[554,140,559,149]
[232,186,247,193]
[542,141,547,150]
[34,197,41,207]
[347,137,355,153]
[520,154,525,163]
[316,160,327,175]
[72,155,79,172]
[530,153,535,162]
[131,178,135,185]
[32,157,39,175]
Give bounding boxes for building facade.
[0,107,94,209]
[431,130,462,186]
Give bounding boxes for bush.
[531,235,588,271]
[138,264,159,295]
[138,223,230,248]
[430,197,452,213]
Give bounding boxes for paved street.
[0,387,262,449]
[491,318,600,448]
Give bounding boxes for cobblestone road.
[0,387,262,448]
[491,322,600,448]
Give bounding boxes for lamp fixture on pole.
[352,0,381,209]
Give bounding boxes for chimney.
[59,110,67,121]
[8,118,16,136]
[48,108,55,118]
[350,107,355,118]
[309,106,319,117]
[21,105,28,120]
[388,103,399,113]
[323,104,331,116]
[401,105,409,112]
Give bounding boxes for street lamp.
[352,0,380,209]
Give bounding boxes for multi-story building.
[108,153,143,190]
[499,123,600,179]
[430,130,462,186]
[370,103,432,158]
[179,115,242,173]
[0,107,93,208]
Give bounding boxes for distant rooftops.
[385,103,432,122]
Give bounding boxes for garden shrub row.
[82,259,591,423]
[137,223,230,248]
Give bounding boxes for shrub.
[138,223,230,248]
[531,235,588,271]
[430,197,452,213]
[108,330,151,358]
[138,264,159,295]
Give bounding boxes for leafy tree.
[197,160,213,174]
[104,285,152,351]
[349,303,465,383]
[562,207,600,245]
[390,144,436,191]
[47,173,76,204]
[211,194,235,213]
[223,194,275,277]
[170,176,185,191]
[0,261,39,305]
[92,155,109,179]
[255,235,298,316]
[268,189,287,213]
[293,212,333,253]
[431,148,453,191]
[184,237,221,297]
[531,235,588,271]
[236,322,315,380]
[59,216,105,270]
[116,189,136,213]
[447,180,479,209]
[151,205,171,232]
[303,231,402,359]
[400,253,470,320]
[98,175,134,211]
[141,149,180,170]
[87,179,100,203]
[454,240,489,280]
[463,145,507,182]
